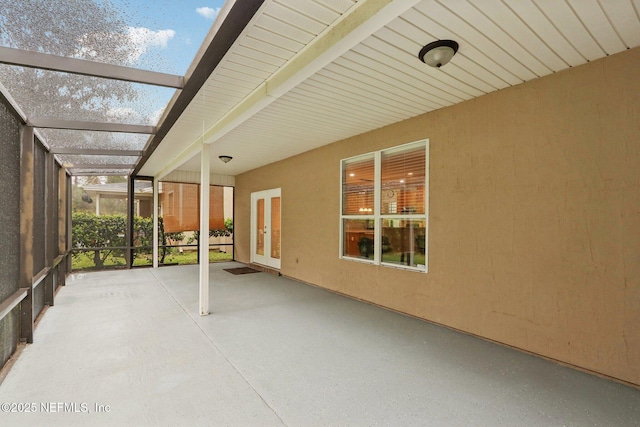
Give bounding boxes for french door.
[251,188,281,269]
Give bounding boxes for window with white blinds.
[340,140,428,272]
[342,154,375,215]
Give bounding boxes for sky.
[109,0,227,75]
[0,0,228,127]
[102,0,228,123]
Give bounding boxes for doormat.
[224,267,261,275]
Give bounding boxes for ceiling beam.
[51,148,143,156]
[69,171,132,176]
[27,118,155,134]
[199,0,422,146]
[133,0,267,176]
[155,140,202,181]
[66,164,134,170]
[0,46,184,89]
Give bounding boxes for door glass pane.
[256,199,264,256]
[270,197,281,259]
[343,219,375,259]
[381,143,426,214]
[381,219,426,269]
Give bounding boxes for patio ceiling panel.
[503,2,582,68]
[314,67,425,117]
[537,0,609,61]
[468,2,568,73]
[357,33,503,99]
[373,21,506,94]
[335,47,457,107]
[442,1,555,77]
[413,2,537,82]
[171,0,640,178]
[330,53,449,110]
[268,2,339,33]
[139,0,640,178]
[571,0,628,53]
[231,44,291,68]
[285,87,391,129]
[396,13,523,87]
[143,0,361,178]
[257,100,366,137]
[599,0,640,48]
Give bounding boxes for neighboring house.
[82,181,233,223]
[82,181,234,253]
[82,181,153,217]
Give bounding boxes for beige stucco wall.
[235,47,640,386]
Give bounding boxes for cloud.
[196,7,221,20]
[125,27,176,62]
[148,106,166,125]
[106,107,142,121]
[74,27,176,65]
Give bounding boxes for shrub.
[72,213,183,268]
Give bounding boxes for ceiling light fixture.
[418,40,458,68]
[219,155,233,163]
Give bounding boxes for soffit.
[143,0,358,177]
[140,0,640,177]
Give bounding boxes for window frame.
[339,139,429,273]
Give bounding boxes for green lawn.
[72,249,232,271]
[381,252,426,267]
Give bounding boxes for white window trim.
[339,139,429,273]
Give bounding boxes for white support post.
[95,193,100,216]
[199,143,210,316]
[152,178,159,269]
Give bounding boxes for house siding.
[235,46,640,386]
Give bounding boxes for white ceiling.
[139,0,640,179]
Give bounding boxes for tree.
[72,212,185,269]
[185,219,233,263]
[135,216,185,264]
[72,212,126,269]
[0,0,139,124]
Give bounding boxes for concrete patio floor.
[0,262,638,426]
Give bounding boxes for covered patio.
[1,262,638,426]
[1,0,639,422]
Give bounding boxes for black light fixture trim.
[418,40,459,68]
[219,155,233,163]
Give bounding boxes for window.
[340,140,428,272]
